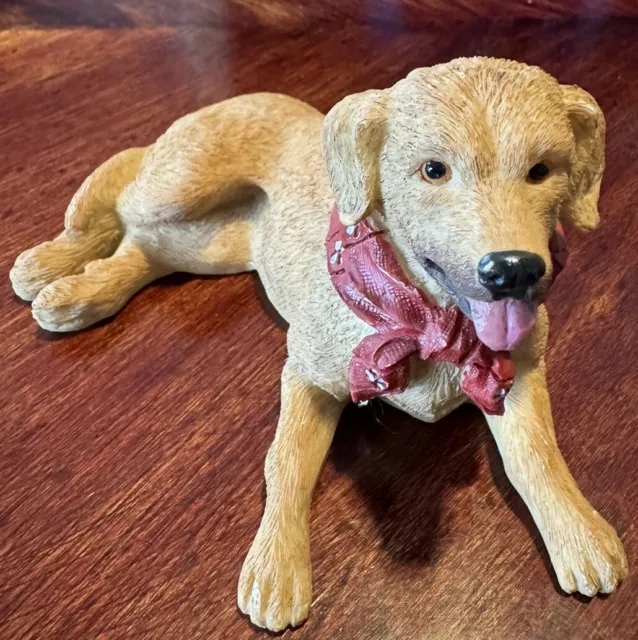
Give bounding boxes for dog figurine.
[10,57,628,631]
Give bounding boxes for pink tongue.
[469,298,537,352]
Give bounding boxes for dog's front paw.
[547,506,628,597]
[238,522,312,632]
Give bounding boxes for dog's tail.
[10,147,146,301]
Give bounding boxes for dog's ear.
[322,89,389,225]
[560,85,606,231]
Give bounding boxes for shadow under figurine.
[10,57,628,632]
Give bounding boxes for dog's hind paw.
[238,523,312,632]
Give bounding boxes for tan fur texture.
[10,58,625,631]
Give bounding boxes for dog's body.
[11,58,627,632]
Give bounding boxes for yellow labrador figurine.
[10,57,627,632]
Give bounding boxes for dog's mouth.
[422,258,538,352]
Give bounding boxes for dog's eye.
[420,160,451,184]
[528,162,550,182]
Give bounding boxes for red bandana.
[326,205,568,415]
[326,205,518,415]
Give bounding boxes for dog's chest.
[384,358,467,423]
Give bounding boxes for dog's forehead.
[396,59,560,104]
[390,59,571,146]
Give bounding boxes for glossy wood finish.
[3,0,638,28]
[1,4,637,639]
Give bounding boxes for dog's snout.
[478,251,546,299]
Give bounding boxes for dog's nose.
[478,251,546,299]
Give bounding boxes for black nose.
[478,251,546,299]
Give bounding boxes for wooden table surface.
[1,2,637,639]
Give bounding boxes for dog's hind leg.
[10,147,146,302]
[31,238,161,332]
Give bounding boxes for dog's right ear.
[322,89,389,226]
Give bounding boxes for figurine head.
[322,57,605,351]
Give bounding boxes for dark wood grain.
[3,0,638,29]
[1,4,637,639]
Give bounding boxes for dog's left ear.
[322,89,389,225]
[560,85,606,231]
